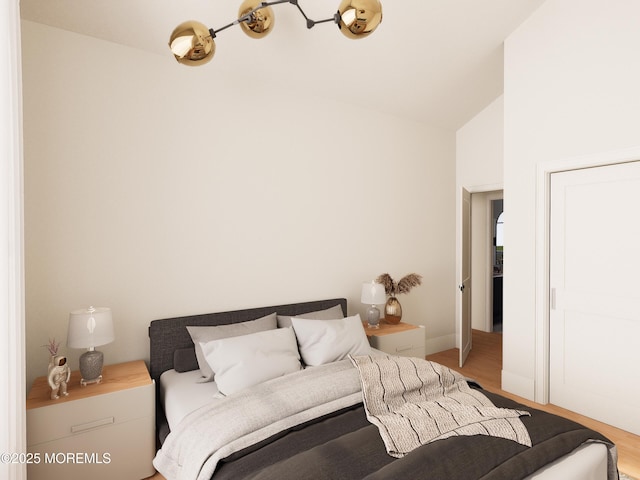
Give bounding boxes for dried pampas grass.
[375,273,422,296]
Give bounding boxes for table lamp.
[361,281,386,329]
[67,306,114,386]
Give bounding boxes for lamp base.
[80,375,103,387]
[79,349,104,386]
[366,305,381,329]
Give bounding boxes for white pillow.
[200,327,301,396]
[187,312,277,382]
[291,314,371,366]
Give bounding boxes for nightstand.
[26,360,156,480]
[363,320,426,358]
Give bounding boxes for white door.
[550,161,640,435]
[459,188,472,367]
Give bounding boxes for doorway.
[458,186,503,368]
[492,201,504,332]
[470,190,503,333]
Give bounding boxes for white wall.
[455,96,504,340]
[456,96,504,191]
[21,21,457,387]
[503,0,640,399]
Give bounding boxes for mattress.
[524,442,608,479]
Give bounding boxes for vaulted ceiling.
[20,0,545,129]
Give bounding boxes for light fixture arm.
[210,0,338,37]
[288,0,339,29]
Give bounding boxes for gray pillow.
[187,312,277,382]
[277,304,344,328]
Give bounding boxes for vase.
[384,296,402,324]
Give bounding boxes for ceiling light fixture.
[169,0,383,66]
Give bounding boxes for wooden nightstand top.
[362,320,420,337]
[27,360,151,410]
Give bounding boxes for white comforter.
[153,360,362,480]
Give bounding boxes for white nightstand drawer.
[27,382,154,446]
[369,326,426,358]
[27,415,156,480]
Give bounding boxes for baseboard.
[501,369,535,401]
[425,333,456,355]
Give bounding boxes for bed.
[149,298,619,480]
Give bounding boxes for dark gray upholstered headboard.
[148,298,347,384]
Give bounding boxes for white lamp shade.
[67,306,114,349]
[361,282,386,305]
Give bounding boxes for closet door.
[549,161,640,435]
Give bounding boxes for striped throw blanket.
[349,354,532,457]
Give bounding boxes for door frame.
[2,3,27,480]
[534,145,640,404]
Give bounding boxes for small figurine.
[48,355,71,400]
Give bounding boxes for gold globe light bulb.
[238,0,275,39]
[337,0,382,39]
[169,21,216,66]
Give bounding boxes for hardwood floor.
[426,330,640,479]
[146,331,640,479]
